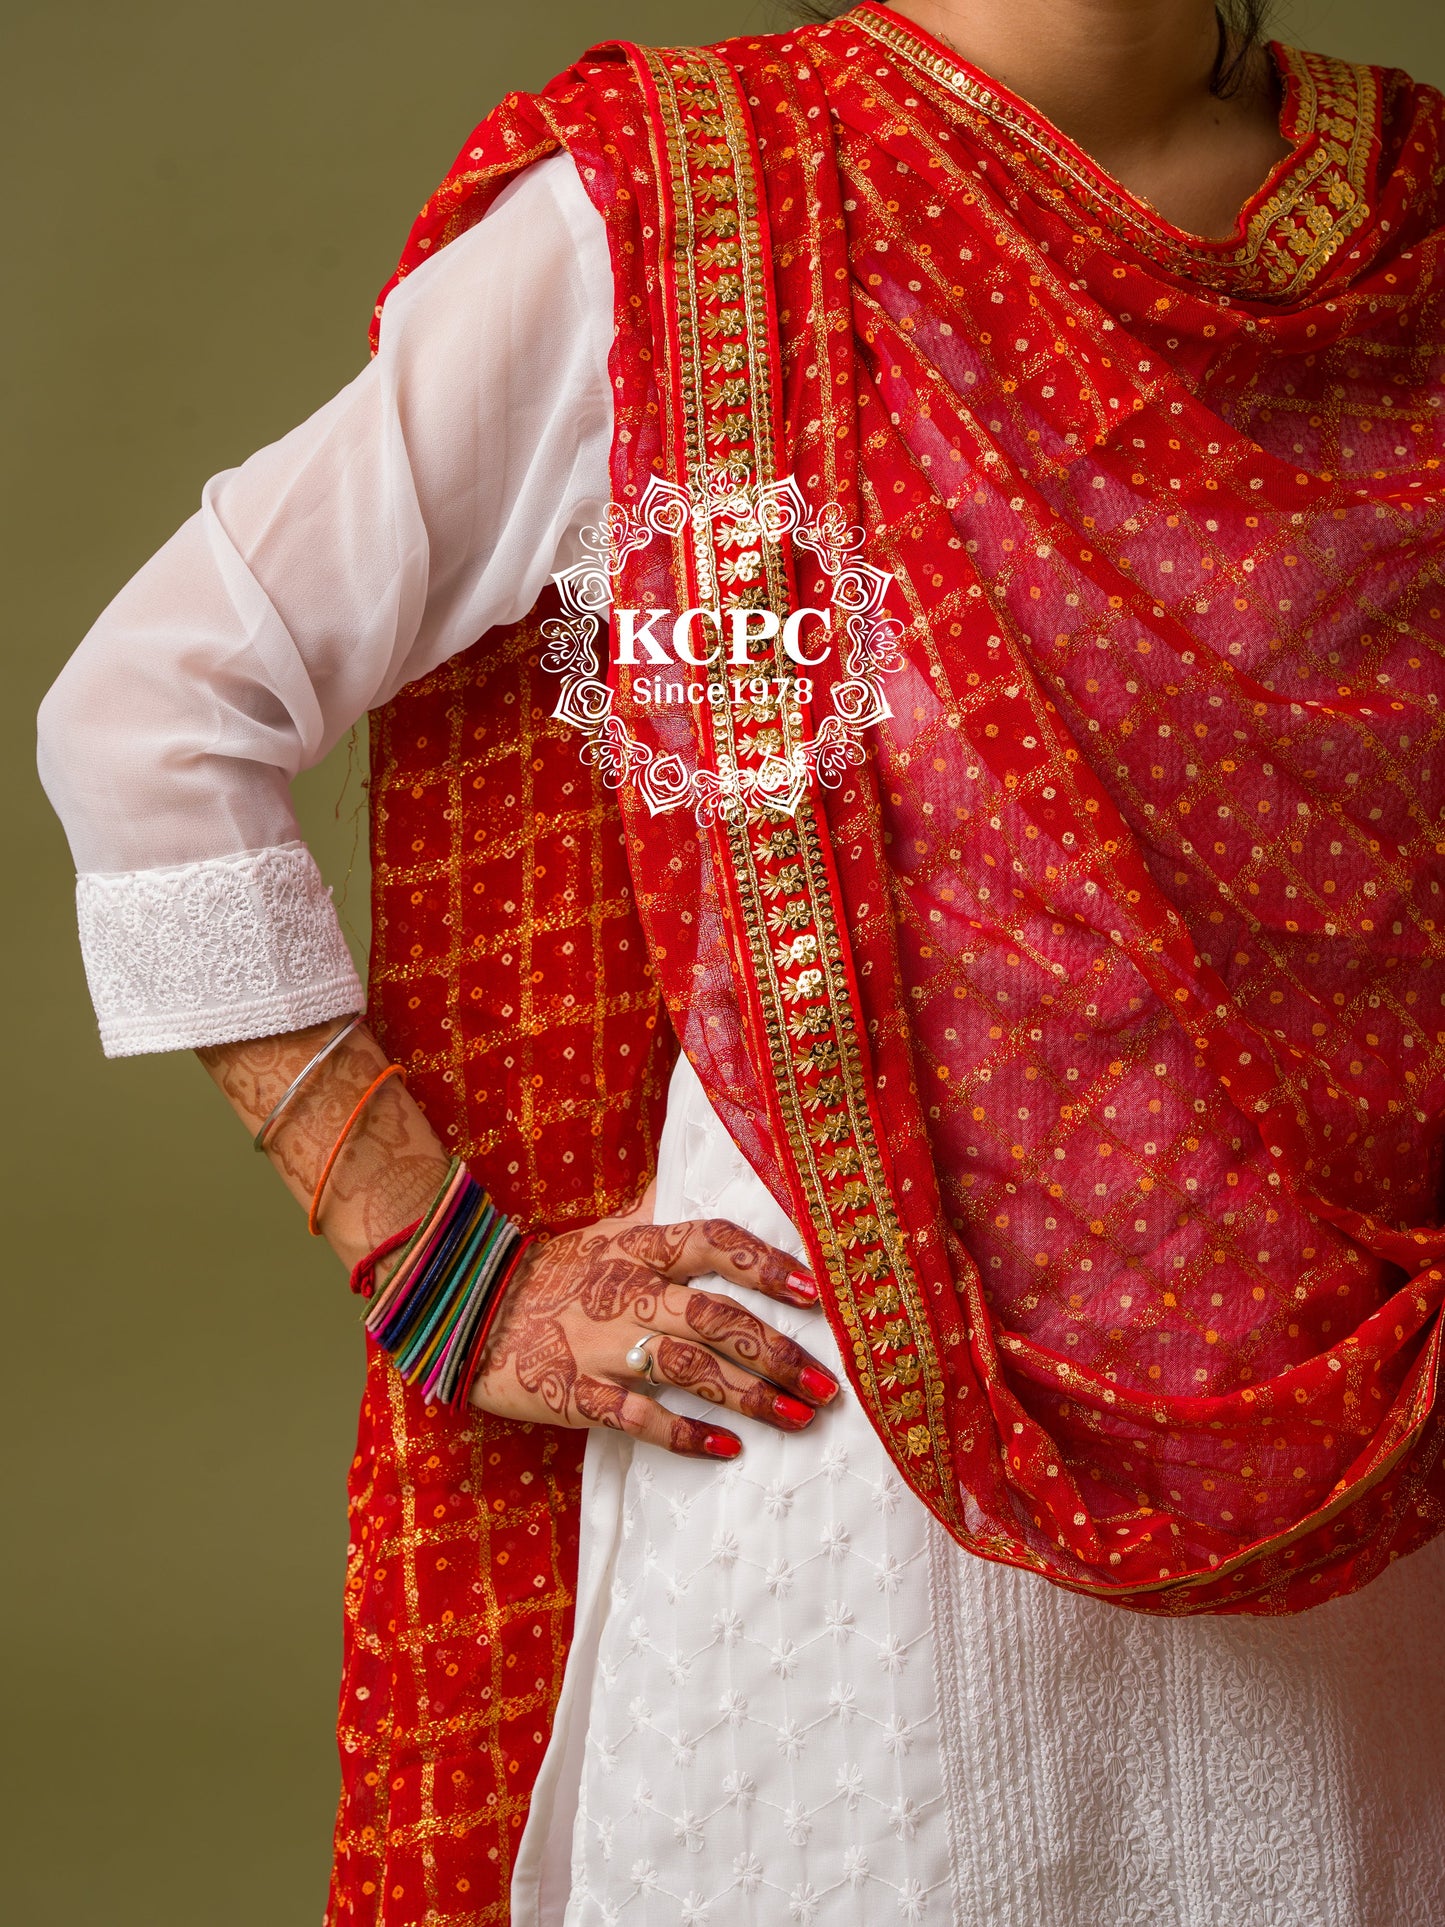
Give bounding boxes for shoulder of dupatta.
[367,43,646,357]
[366,27,829,357]
[1274,42,1445,249]
[1364,56,1445,227]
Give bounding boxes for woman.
[38,1,1445,1921]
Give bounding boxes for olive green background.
[3,2,1441,1921]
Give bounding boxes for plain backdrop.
[5,3,1443,1921]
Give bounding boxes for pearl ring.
[625,1336,659,1383]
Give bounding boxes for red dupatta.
[757,6,1445,1610]
[336,13,1445,1922]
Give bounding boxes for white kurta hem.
[512,1056,1445,1927]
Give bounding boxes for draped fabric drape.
[727,6,1445,1613]
[335,11,1445,1920]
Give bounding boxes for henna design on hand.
[470,1212,833,1456]
[685,1292,799,1375]
[198,1019,830,1461]
[356,1152,453,1246]
[653,1337,731,1406]
[616,1222,696,1272]
[514,1317,580,1418]
[574,1376,630,1427]
[478,1231,638,1421]
[617,1218,800,1297]
[651,1336,807,1426]
[692,1218,802,1295]
[573,1373,739,1458]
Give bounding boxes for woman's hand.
[469,1188,840,1458]
[197,1021,838,1458]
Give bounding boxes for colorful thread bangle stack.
[361,1158,537,1408]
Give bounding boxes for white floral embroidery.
[896,1877,928,1922]
[75,842,362,1056]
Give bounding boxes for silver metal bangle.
[252,1014,366,1152]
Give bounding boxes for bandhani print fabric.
[335,8,1445,1920]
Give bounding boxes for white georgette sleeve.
[37,153,615,1058]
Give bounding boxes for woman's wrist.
[196,1019,453,1268]
[355,1159,535,1407]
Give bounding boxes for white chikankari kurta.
[38,155,613,1056]
[39,151,1445,1926]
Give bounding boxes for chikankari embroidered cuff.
[75,841,364,1057]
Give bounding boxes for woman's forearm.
[197,1020,451,1270]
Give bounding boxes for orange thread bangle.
[308,1063,406,1237]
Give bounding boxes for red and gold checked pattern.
[330,1368,583,1924]
[330,600,674,1924]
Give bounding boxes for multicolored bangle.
[354,1159,536,1409]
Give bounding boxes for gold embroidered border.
[639,44,964,1522]
[855,6,1377,302]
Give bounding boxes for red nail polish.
[773,1393,814,1429]
[702,1430,742,1459]
[799,1364,839,1403]
[785,1270,819,1301]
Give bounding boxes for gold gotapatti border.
[636,44,965,1526]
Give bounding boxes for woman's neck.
[879,0,1290,239]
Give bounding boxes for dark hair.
[785,3,1273,101]
[1212,0,1272,98]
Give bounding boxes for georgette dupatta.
[335,9,1445,1920]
